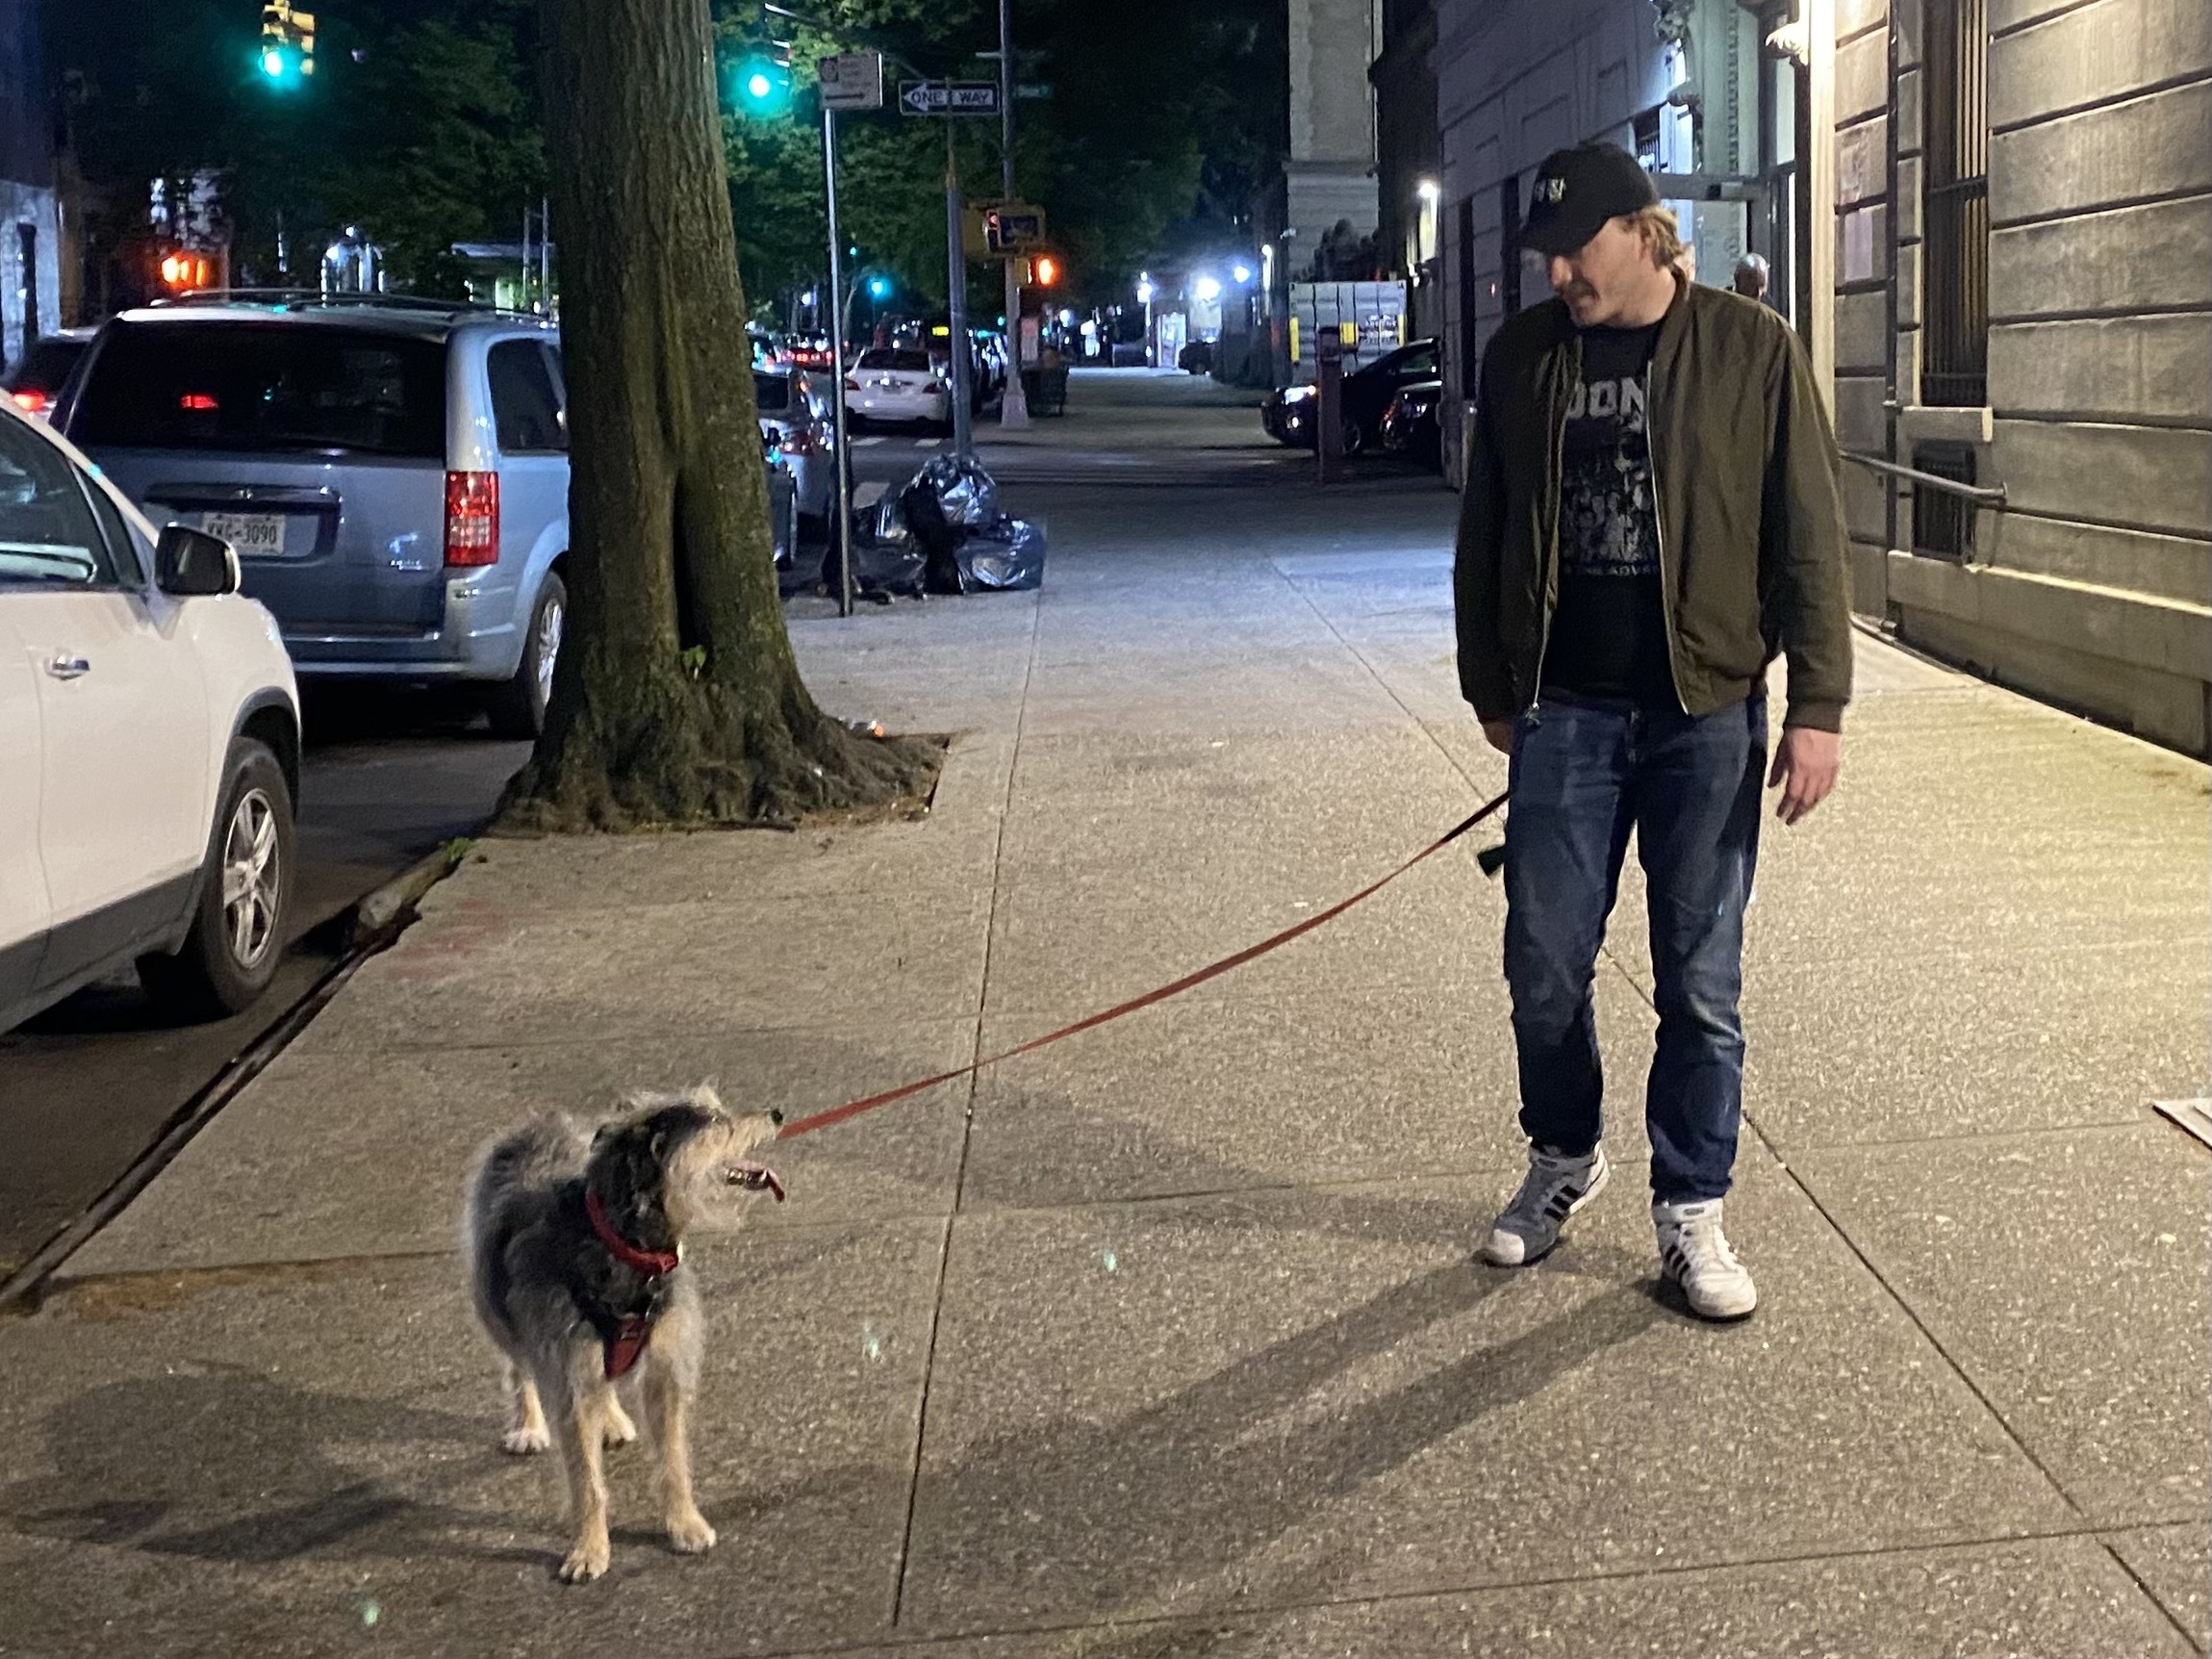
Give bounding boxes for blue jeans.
[1502,694,1767,1203]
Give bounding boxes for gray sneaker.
[1481,1143,1612,1266]
[1654,1198,1758,1319]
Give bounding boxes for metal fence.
[1922,0,1990,407]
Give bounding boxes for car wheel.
[486,573,565,740]
[137,740,293,1021]
[1341,420,1367,457]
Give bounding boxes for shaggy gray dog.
[463,1086,783,1583]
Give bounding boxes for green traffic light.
[258,41,302,85]
[867,276,892,299]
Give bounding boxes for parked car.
[1260,337,1440,456]
[4,327,97,421]
[844,347,952,430]
[754,367,836,534]
[58,296,571,737]
[1380,377,1444,470]
[0,399,301,1034]
[1176,340,1215,375]
[762,430,801,573]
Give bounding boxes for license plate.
[201,511,288,557]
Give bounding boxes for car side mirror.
[155,523,241,597]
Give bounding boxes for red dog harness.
[585,1189,679,1380]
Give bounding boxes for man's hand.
[1481,718,1515,756]
[1767,726,1841,825]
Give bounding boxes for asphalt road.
[0,690,531,1278]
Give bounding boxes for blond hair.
[1627,205,1688,272]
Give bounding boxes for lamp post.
[1134,272,1156,366]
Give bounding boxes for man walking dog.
[1455,143,1852,1318]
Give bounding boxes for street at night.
[1,1,2206,1654]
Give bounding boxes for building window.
[1912,444,1977,558]
[1922,0,1989,406]
[1633,108,1662,173]
[1498,177,1522,319]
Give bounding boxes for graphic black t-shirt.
[1538,321,1675,706]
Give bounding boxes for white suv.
[0,401,301,1033]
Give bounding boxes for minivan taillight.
[444,471,499,567]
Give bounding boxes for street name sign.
[819,53,884,111]
[899,80,1002,116]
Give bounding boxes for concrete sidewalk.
[2,416,2206,1657]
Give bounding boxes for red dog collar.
[585,1189,680,1278]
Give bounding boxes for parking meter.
[1315,327,1345,485]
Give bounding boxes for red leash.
[776,790,1509,1141]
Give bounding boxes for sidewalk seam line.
[888,576,1044,1628]
[1750,1115,2097,1528]
[2097,1535,2204,1653]
[1599,954,2096,1521]
[706,1520,2165,1659]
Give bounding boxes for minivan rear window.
[752,371,795,414]
[69,320,446,458]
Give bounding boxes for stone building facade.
[0,0,62,372]
[1832,0,2211,754]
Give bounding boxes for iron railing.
[1922,0,1990,406]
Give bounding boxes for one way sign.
[899,80,1001,116]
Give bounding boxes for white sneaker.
[1653,1198,1758,1320]
[1482,1143,1612,1266]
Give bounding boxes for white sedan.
[0,401,301,1032]
[844,348,953,430]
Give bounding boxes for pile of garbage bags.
[847,455,1046,597]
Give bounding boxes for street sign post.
[817,53,884,112]
[898,80,1001,116]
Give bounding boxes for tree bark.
[502,0,934,831]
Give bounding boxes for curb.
[0,842,470,1314]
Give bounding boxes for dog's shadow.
[0,1363,536,1567]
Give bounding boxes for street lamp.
[1193,274,1223,303]
[1135,271,1155,366]
[1416,177,1442,203]
[1232,263,1253,284]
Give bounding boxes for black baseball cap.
[1521,142,1661,258]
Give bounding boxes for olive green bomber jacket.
[1452,276,1854,732]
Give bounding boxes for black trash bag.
[909,453,999,526]
[847,490,928,596]
[957,514,1046,591]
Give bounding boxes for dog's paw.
[557,1536,611,1584]
[602,1403,638,1448]
[501,1425,551,1456]
[665,1507,718,1554]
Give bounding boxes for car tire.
[486,572,565,740]
[1341,420,1367,457]
[137,739,294,1021]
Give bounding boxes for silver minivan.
[61,297,572,736]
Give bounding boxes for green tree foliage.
[49,0,545,295]
[51,0,1283,308]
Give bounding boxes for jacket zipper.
[1529,342,1575,715]
[1643,357,1690,713]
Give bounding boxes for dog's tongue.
[730,1161,786,1202]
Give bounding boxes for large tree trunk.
[502,0,933,831]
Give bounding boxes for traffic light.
[866,274,893,301]
[258,1,315,87]
[732,44,792,115]
[1032,254,1062,287]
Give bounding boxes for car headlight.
[1280,385,1314,402]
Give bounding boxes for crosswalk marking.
[852,435,884,447]
[914,437,938,448]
